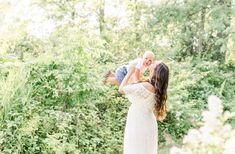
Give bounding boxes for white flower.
[199,125,212,135]
[202,111,221,128]
[170,146,183,154]
[183,129,201,145]
[170,95,235,154]
[208,95,223,116]
[170,146,193,154]
[220,124,232,137]
[202,111,215,122]
[200,132,213,145]
[224,137,235,154]
[182,149,193,154]
[176,112,182,120]
[211,135,223,145]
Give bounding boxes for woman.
[119,61,169,154]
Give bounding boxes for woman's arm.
[118,65,135,94]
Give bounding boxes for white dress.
[123,83,158,154]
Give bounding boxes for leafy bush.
[28,61,91,107]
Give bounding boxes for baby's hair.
[143,50,155,59]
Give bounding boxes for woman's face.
[148,63,156,79]
[148,61,162,79]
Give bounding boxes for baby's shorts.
[115,66,128,84]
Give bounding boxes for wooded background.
[0,0,235,153]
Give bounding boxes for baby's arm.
[128,58,143,82]
[134,68,142,82]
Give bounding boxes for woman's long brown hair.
[149,62,169,121]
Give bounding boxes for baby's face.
[143,54,154,67]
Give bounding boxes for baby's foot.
[102,71,111,83]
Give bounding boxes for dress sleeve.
[123,84,136,95]
[123,83,152,99]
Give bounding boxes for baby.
[103,51,155,85]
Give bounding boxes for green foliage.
[0,61,126,153]
[28,61,90,107]
[150,0,234,62]
[157,58,235,146]
[0,0,235,153]
[7,36,46,61]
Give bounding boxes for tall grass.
[0,64,30,123]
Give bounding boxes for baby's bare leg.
[109,72,115,77]
[106,76,120,86]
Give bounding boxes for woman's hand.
[118,65,135,94]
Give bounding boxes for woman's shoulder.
[139,82,155,94]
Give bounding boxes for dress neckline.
[140,83,155,95]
